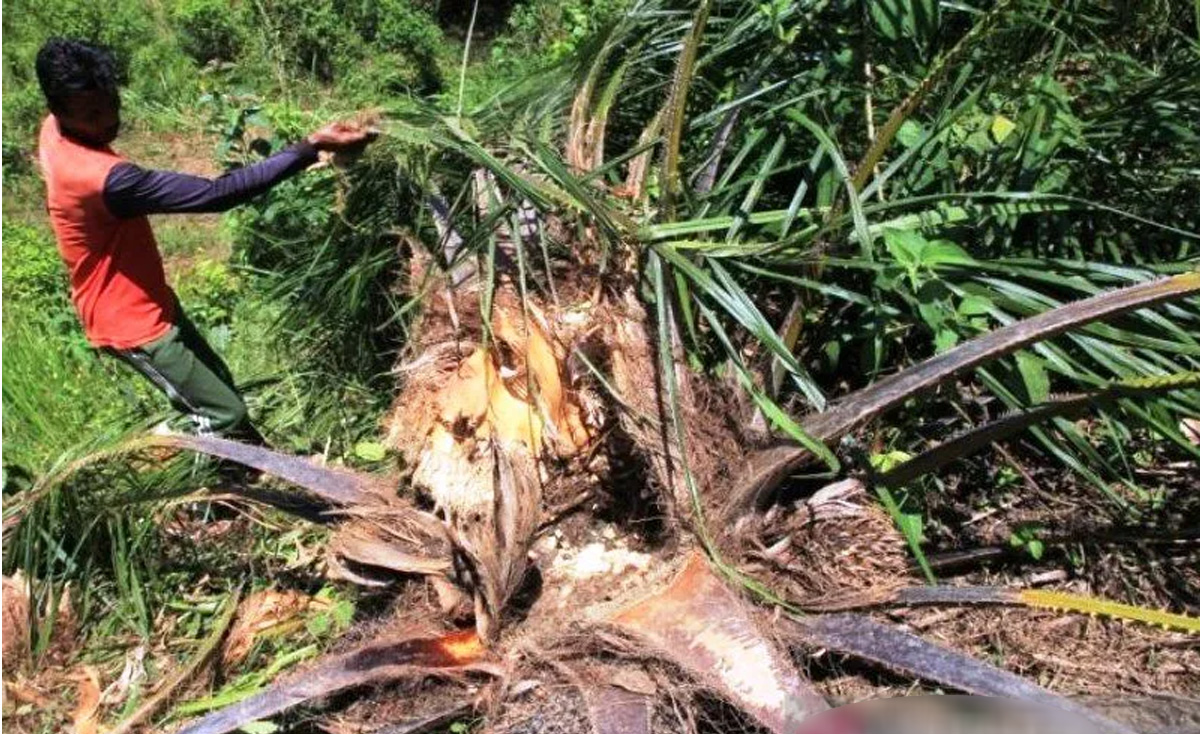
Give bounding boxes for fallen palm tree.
[9,1,1200,731]
[28,263,1198,733]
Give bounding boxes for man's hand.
[306,121,378,152]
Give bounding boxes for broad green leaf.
[333,599,355,627]
[896,119,925,148]
[935,329,960,352]
[870,450,914,473]
[306,614,331,636]
[875,485,935,584]
[1016,352,1051,403]
[883,229,924,271]
[353,441,387,462]
[958,294,993,316]
[990,114,1016,142]
[922,240,976,268]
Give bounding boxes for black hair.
[35,38,119,114]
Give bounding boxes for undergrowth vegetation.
[2,2,621,728]
[2,0,1199,731]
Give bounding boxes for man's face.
[55,89,121,146]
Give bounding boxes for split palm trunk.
[382,181,597,641]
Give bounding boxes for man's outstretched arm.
[103,142,319,218]
[102,121,375,218]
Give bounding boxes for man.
[35,38,374,444]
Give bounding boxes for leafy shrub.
[2,136,37,182]
[349,0,445,94]
[1,83,47,143]
[173,0,245,64]
[127,38,201,111]
[246,0,350,82]
[229,162,337,271]
[340,53,441,102]
[174,259,242,332]
[491,0,632,66]
[1,0,200,136]
[2,223,72,321]
[242,0,444,91]
[3,0,156,81]
[454,0,628,109]
[359,0,444,58]
[255,100,315,141]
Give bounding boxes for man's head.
[36,38,122,146]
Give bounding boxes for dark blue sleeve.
[103,142,319,218]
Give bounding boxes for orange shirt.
[37,115,174,349]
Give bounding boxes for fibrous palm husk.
[608,553,829,733]
[385,220,599,640]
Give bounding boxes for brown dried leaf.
[221,590,315,668]
[4,679,51,709]
[1181,418,1200,446]
[331,533,450,577]
[69,666,103,734]
[609,667,656,696]
[2,573,31,676]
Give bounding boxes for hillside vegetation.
[2,1,1198,733]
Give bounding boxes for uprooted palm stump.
[32,257,1197,734]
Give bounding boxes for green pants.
[106,309,260,441]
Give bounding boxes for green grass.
[0,160,379,734]
[0,210,377,732]
[1,223,158,470]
